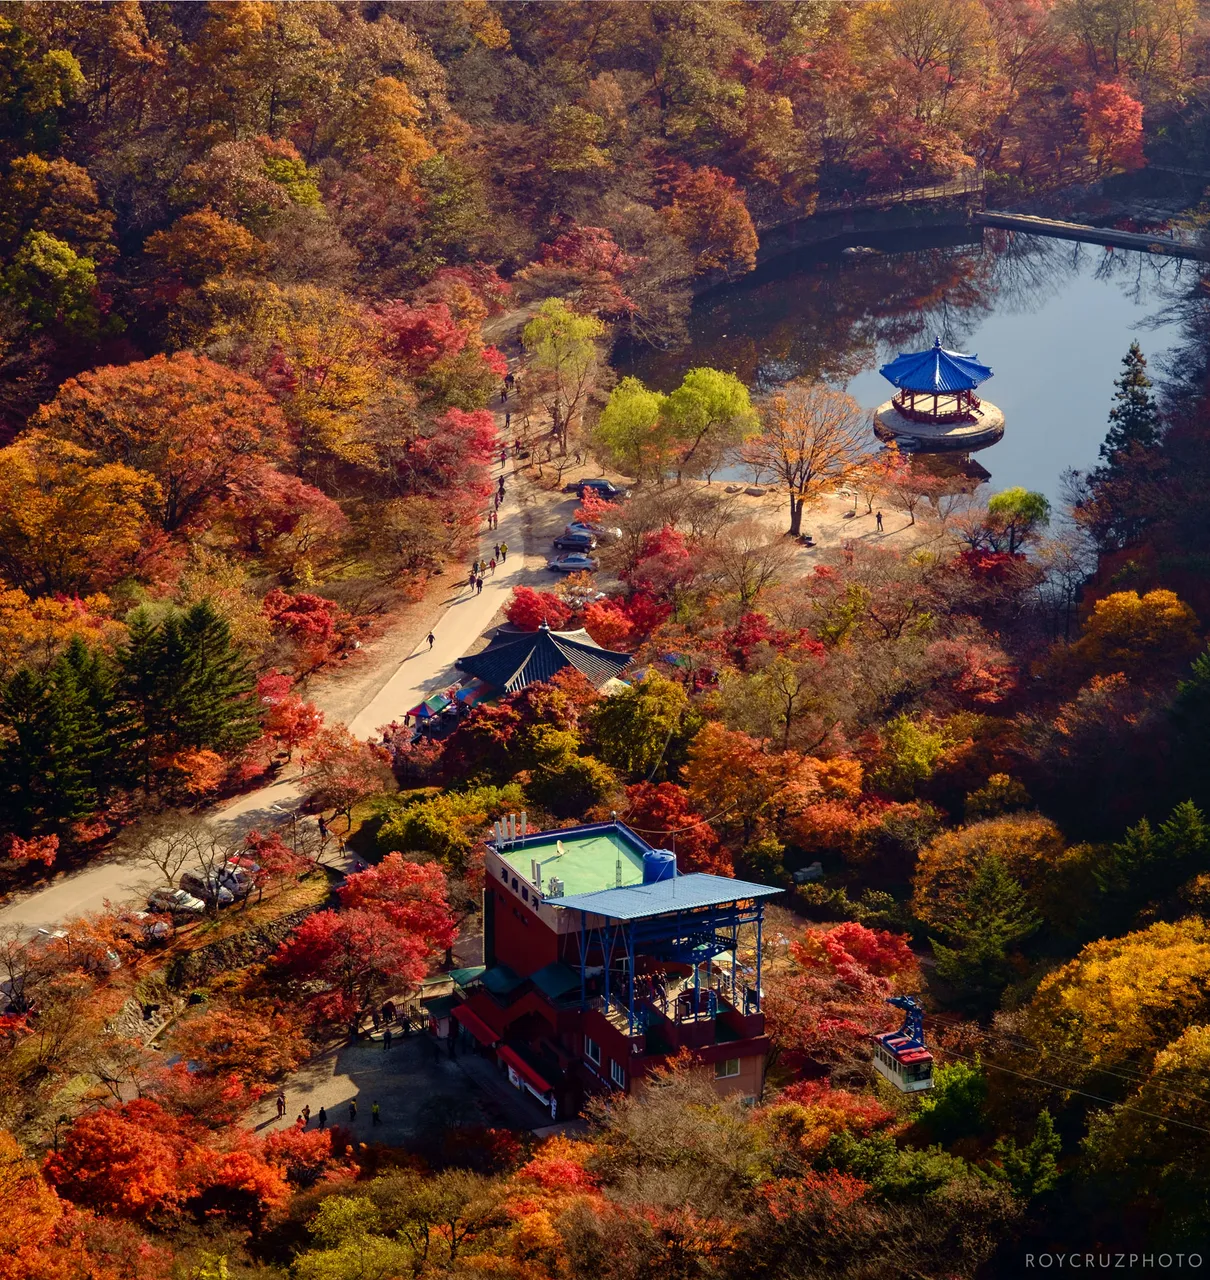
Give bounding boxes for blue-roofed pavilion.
[879,337,992,424]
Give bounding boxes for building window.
[584,1035,600,1065]
[715,1058,741,1079]
[610,1058,626,1088]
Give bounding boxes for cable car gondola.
[871,995,934,1092]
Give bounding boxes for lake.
[620,226,1197,504]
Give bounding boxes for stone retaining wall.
[166,904,322,991]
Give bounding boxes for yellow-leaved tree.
[0,433,159,594]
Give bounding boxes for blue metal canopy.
[545,872,781,921]
[879,337,992,393]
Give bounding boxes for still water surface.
[621,227,1196,503]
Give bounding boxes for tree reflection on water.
[622,228,1195,401]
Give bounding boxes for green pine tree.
[55,635,124,790]
[986,1109,1061,1200]
[932,856,1039,1014]
[1094,801,1209,922]
[119,600,259,788]
[1100,341,1160,469]
[0,661,102,836]
[175,600,259,752]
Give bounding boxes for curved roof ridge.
[879,336,993,393]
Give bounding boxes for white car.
[547,552,600,573]
[149,886,206,915]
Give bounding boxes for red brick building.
[450,818,780,1120]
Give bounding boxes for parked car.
[220,860,257,889]
[566,521,621,543]
[552,529,597,551]
[547,552,600,573]
[564,478,629,500]
[179,871,240,907]
[149,886,206,915]
[127,910,173,943]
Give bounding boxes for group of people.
[276,1094,382,1131]
[467,543,507,597]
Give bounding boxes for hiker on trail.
[384,1027,392,1050]
[318,1107,327,1130]
[348,1099,357,1123]
[500,446,507,467]
[493,543,500,559]
[489,557,497,574]
[303,1105,311,1124]
[504,411,511,430]
[276,1093,286,1119]
[505,371,515,392]
[427,632,435,650]
[497,475,505,496]
[476,576,483,595]
[499,542,508,562]
[372,1101,381,1125]
[500,384,508,403]
[296,1113,305,1129]
[875,510,884,532]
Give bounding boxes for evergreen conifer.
[0,661,102,835]
[1100,341,1160,468]
[932,856,1039,1013]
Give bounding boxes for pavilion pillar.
[627,927,636,1035]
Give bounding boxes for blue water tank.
[643,849,677,884]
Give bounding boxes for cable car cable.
[932,1045,1210,1138]
[940,1023,1210,1111]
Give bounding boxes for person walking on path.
[276,1093,286,1119]
[500,384,508,403]
[493,543,500,560]
[497,475,505,497]
[504,411,511,430]
[476,575,483,595]
[348,1099,357,1123]
[427,632,435,650]
[372,1101,381,1126]
[384,1027,392,1050]
[499,542,508,562]
[303,1105,311,1125]
[500,446,507,467]
[875,511,883,532]
[489,557,496,574]
[318,1106,327,1130]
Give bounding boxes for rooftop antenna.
[521,811,528,838]
[615,855,622,887]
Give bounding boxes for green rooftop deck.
[499,826,647,897]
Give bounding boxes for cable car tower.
[871,995,934,1092]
